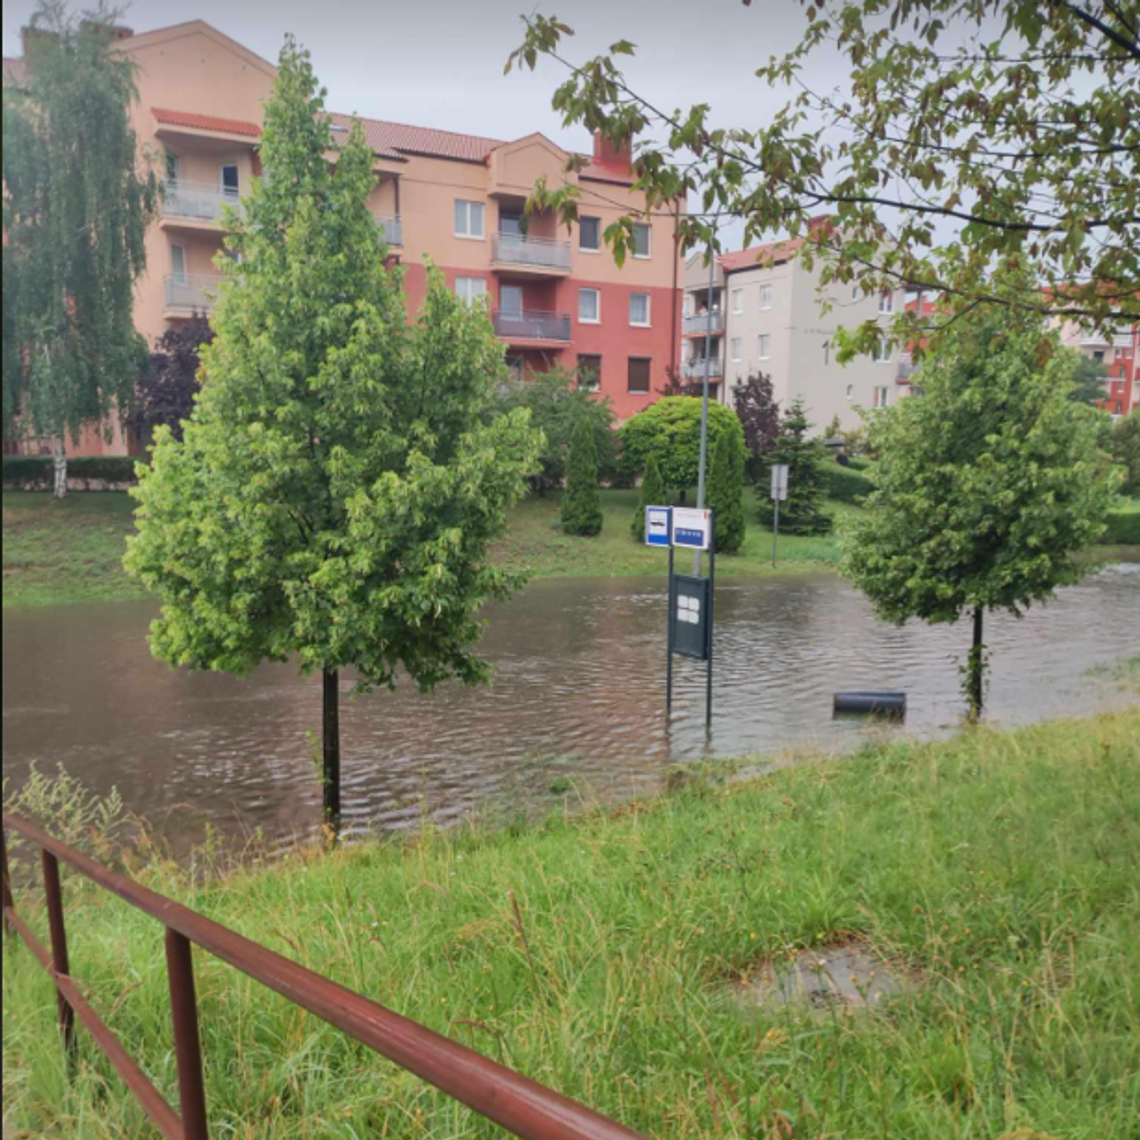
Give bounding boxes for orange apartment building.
[2,19,683,457]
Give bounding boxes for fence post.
[166,928,210,1139]
[1,826,14,938]
[41,850,76,1058]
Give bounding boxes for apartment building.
[1055,318,1138,418]
[680,237,904,431]
[3,19,682,457]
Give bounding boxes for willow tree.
[840,295,1119,719]
[2,3,158,495]
[124,40,542,829]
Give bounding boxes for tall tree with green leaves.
[507,3,1138,354]
[630,450,665,541]
[123,39,542,829]
[840,299,1119,719]
[1113,410,1140,495]
[1068,355,1111,406]
[561,415,604,536]
[707,427,746,554]
[764,399,832,536]
[3,3,158,496]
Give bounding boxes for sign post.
[770,464,789,568]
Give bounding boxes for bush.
[2,455,141,490]
[1112,411,1140,495]
[1102,502,1140,545]
[818,458,874,503]
[561,417,603,536]
[630,451,665,542]
[618,397,743,494]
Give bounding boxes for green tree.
[630,450,665,541]
[123,39,542,829]
[508,4,1138,350]
[3,2,159,497]
[1068,355,1110,406]
[707,428,745,555]
[618,397,743,497]
[1113,411,1140,496]
[840,300,1119,719]
[764,399,832,536]
[561,416,603,536]
[489,364,616,493]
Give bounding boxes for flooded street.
[4,565,1138,853]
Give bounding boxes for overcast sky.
[4,0,853,248]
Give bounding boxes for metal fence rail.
[1,810,651,1140]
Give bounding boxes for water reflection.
[3,564,1137,854]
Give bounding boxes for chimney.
[592,132,632,172]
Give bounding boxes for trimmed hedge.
[2,455,141,491]
[1102,502,1140,545]
[817,458,874,504]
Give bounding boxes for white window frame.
[579,215,601,253]
[579,287,601,324]
[454,199,486,240]
[577,354,601,391]
[879,290,894,314]
[874,336,893,363]
[629,292,651,327]
[846,383,854,401]
[757,333,771,360]
[454,276,487,306]
[873,385,890,408]
[631,222,651,259]
[730,337,742,363]
[732,288,744,315]
[220,162,240,198]
[170,243,187,282]
[758,282,773,310]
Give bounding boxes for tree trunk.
[52,437,68,500]
[322,668,341,833]
[967,605,985,721]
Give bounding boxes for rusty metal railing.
[2,810,651,1140]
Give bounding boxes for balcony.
[376,215,402,247]
[164,274,221,314]
[161,180,241,226]
[490,232,571,275]
[896,356,919,382]
[681,357,724,380]
[492,309,571,344]
[682,311,725,336]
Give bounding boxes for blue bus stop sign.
[645,506,671,547]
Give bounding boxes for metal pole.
[706,511,715,730]
[772,497,779,569]
[666,543,675,715]
[694,236,716,574]
[42,850,76,1059]
[166,928,210,1140]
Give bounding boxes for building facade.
[680,238,905,432]
[1055,318,1138,418]
[4,19,682,456]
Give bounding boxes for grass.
[3,711,1138,1138]
[2,489,851,609]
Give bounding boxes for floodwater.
[3,565,1138,854]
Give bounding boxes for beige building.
[680,236,903,432]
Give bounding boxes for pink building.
[3,20,682,456]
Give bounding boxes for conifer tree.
[561,415,603,536]
[630,450,665,541]
[764,398,832,535]
[708,428,745,554]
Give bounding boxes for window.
[879,290,894,314]
[631,223,651,258]
[500,211,524,237]
[730,338,742,363]
[757,334,771,360]
[823,340,830,366]
[732,289,744,315]
[873,385,891,408]
[628,357,651,393]
[874,336,892,363]
[454,277,487,305]
[579,287,601,323]
[220,163,239,197]
[629,293,650,326]
[500,285,523,318]
[758,282,772,310]
[505,354,525,381]
[165,152,181,182]
[846,383,854,401]
[1093,350,1105,362]
[580,216,601,251]
[577,354,601,391]
[454,200,485,239]
[170,243,187,282]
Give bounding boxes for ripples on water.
[3,564,1137,853]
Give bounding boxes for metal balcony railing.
[491,232,572,271]
[165,274,221,312]
[162,180,242,223]
[682,312,724,335]
[375,215,402,247]
[681,357,724,380]
[492,310,572,342]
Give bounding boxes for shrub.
[561,417,603,536]
[2,455,140,490]
[818,458,874,503]
[1102,502,1140,545]
[630,451,665,541]
[1112,411,1140,495]
[707,428,745,554]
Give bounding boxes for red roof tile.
[719,237,806,274]
[152,106,261,137]
[329,113,503,164]
[2,56,28,87]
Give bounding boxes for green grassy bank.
[4,711,1138,1138]
[2,490,851,608]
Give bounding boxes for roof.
[152,106,261,137]
[719,237,806,274]
[2,55,27,87]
